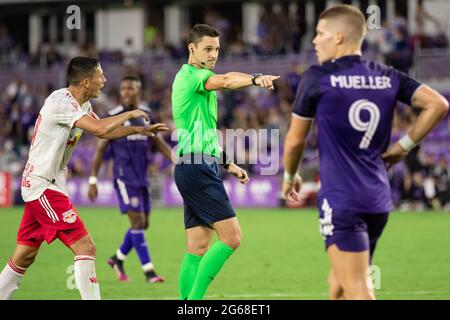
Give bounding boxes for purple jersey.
[108,105,151,187]
[293,55,421,213]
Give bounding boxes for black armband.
[220,150,232,169]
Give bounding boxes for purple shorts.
[114,179,151,215]
[319,201,389,260]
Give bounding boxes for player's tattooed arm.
[205,72,280,91]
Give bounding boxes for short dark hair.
[121,75,141,83]
[66,57,100,85]
[188,24,220,46]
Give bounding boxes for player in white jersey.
[0,57,169,300]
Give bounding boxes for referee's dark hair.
[66,57,100,86]
[188,24,220,46]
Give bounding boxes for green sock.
[188,241,234,300]
[178,253,202,300]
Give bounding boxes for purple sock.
[130,229,152,266]
[119,229,133,257]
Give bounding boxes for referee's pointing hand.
[255,75,281,90]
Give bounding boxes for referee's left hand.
[227,163,249,184]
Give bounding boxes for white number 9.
[348,99,380,149]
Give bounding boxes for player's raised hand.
[381,142,409,168]
[128,109,150,121]
[227,163,249,184]
[138,123,170,137]
[88,184,98,202]
[282,174,302,202]
[255,75,281,90]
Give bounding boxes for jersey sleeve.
[394,69,422,105]
[86,103,100,120]
[52,98,88,127]
[292,68,320,118]
[192,68,215,93]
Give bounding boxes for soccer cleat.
[107,255,129,282]
[145,270,164,283]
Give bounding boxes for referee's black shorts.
[174,153,236,229]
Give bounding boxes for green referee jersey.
[172,64,221,157]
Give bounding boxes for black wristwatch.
[251,73,263,86]
[220,150,232,169]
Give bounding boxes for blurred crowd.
[0,2,448,70]
[1,61,449,210]
[364,2,448,73]
[1,1,449,210]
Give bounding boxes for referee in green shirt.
[172,24,280,300]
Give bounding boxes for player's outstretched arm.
[87,138,110,202]
[282,116,312,201]
[97,123,169,140]
[205,72,280,91]
[75,109,149,137]
[382,85,449,165]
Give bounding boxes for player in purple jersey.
[88,76,173,283]
[282,5,448,300]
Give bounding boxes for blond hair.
[319,5,366,45]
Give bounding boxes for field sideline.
[0,207,449,300]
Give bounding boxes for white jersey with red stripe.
[21,88,98,202]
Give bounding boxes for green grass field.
[0,206,449,300]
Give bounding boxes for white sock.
[116,249,127,261]
[142,262,154,273]
[0,259,26,300]
[74,256,101,300]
